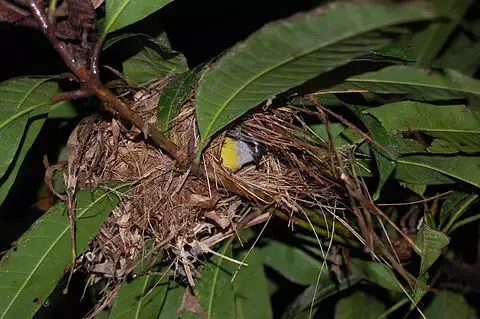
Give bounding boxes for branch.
[20,0,188,168]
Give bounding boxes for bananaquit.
[220,129,265,173]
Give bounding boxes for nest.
[52,77,403,315]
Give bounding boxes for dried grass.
[51,77,417,314]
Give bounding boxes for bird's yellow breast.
[220,137,241,172]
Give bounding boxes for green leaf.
[103,0,172,35]
[416,222,450,270]
[349,258,403,292]
[399,182,427,196]
[110,243,168,319]
[195,2,437,146]
[411,272,429,310]
[424,291,477,319]
[193,238,235,319]
[410,0,471,67]
[0,118,45,207]
[0,77,60,181]
[334,291,386,319]
[307,122,363,148]
[283,271,361,318]
[394,161,455,185]
[371,43,415,62]
[234,249,272,319]
[123,38,188,84]
[366,101,480,153]
[411,224,450,308]
[354,158,456,185]
[323,66,480,100]
[261,239,321,285]
[397,155,480,188]
[0,184,131,319]
[95,310,111,319]
[157,69,202,132]
[158,281,185,319]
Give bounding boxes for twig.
[377,190,453,207]
[24,0,187,168]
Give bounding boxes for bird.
[220,129,265,173]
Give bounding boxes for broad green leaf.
[0,77,60,182]
[394,161,455,185]
[47,102,78,119]
[305,122,363,149]
[411,272,429,310]
[424,291,477,319]
[193,238,235,319]
[354,158,456,185]
[349,258,403,292]
[95,310,111,319]
[371,43,415,62]
[110,244,168,319]
[158,281,185,319]
[283,271,361,318]
[410,0,470,67]
[261,239,321,285]
[234,249,272,319]
[103,0,172,35]
[399,182,427,196]
[0,184,131,319]
[397,155,480,188]
[322,66,480,100]
[0,118,45,207]
[195,2,437,146]
[334,291,386,319]
[411,224,450,308]
[366,101,480,153]
[309,122,345,141]
[157,69,202,132]
[123,42,188,84]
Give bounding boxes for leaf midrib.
[0,102,51,131]
[0,78,53,131]
[0,187,120,319]
[346,75,476,95]
[398,157,480,188]
[391,128,480,134]
[207,238,233,318]
[165,73,192,127]
[133,275,150,318]
[103,0,133,37]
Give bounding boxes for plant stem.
[26,0,188,168]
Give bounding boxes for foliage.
[1,0,480,318]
